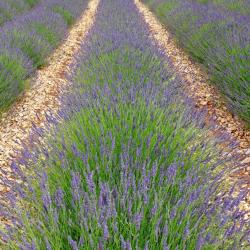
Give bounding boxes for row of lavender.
[1,0,249,249]
[0,0,88,112]
[142,0,250,125]
[195,0,250,15]
[0,0,39,26]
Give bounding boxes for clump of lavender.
[0,0,40,26]
[143,0,250,124]
[0,46,32,110]
[1,0,249,249]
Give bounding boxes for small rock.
[200,100,207,106]
[241,157,250,165]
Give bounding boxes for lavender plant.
[0,0,88,113]
[143,0,250,125]
[0,0,249,249]
[0,47,31,109]
[196,0,250,15]
[0,0,40,26]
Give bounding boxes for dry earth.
[0,0,99,205]
[135,0,250,213]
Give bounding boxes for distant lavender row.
[0,0,39,26]
[1,0,248,249]
[0,0,88,112]
[143,0,250,124]
[194,0,250,16]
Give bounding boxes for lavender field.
[0,0,249,249]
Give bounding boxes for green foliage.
[24,0,40,8]
[213,0,250,15]
[76,46,170,87]
[0,8,13,26]
[9,30,50,68]
[31,23,60,46]
[156,1,178,19]
[52,6,75,26]
[0,52,27,112]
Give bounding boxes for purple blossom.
[54,188,64,208]
[68,236,79,250]
[86,171,95,193]
[134,212,143,230]
[40,172,51,212]
[71,171,81,203]
[120,235,127,249]
[103,222,109,241]
[45,238,52,250]
[195,235,204,250]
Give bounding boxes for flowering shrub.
[0,0,88,112]
[0,0,249,249]
[143,0,250,125]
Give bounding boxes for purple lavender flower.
[103,222,109,241]
[134,212,143,230]
[86,171,95,193]
[68,236,79,250]
[54,188,64,208]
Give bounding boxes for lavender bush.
[195,0,250,15]
[143,0,250,125]
[0,47,32,110]
[0,0,249,249]
[0,0,39,26]
[0,0,88,112]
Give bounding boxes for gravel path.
[135,0,249,211]
[0,0,99,196]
